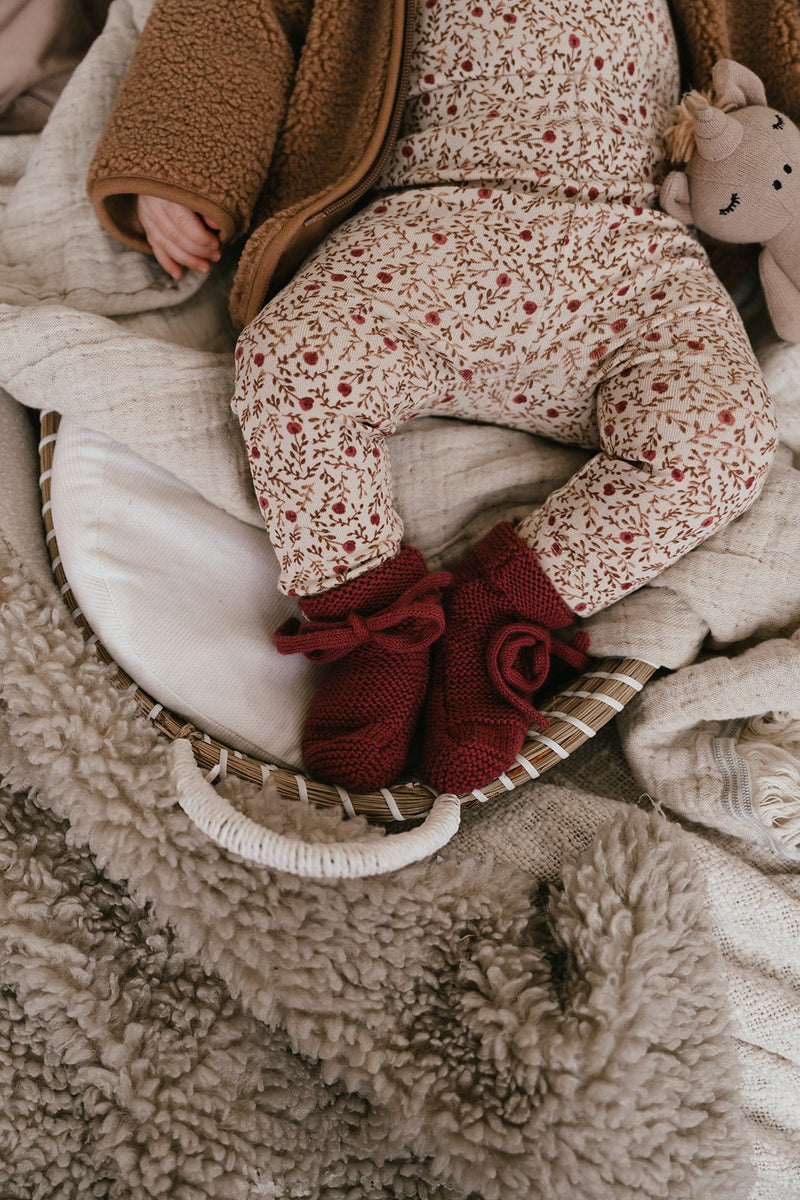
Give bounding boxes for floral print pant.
[232,0,777,614]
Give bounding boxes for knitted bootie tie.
[275,549,452,792]
[421,522,589,795]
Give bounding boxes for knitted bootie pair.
[275,523,589,794]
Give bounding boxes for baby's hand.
[136,195,221,280]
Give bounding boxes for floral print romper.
[232,0,777,617]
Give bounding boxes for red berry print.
[503,12,517,23]
[373,205,387,215]
[568,33,580,47]
[617,285,629,296]
[332,501,346,514]
[546,407,559,418]
[671,468,685,481]
[287,421,302,435]
[377,271,393,283]
[333,565,348,575]
[259,495,268,509]
[330,272,346,281]
[253,352,264,366]
[303,351,318,365]
[447,103,458,115]
[383,337,398,350]
[459,368,473,381]
[651,290,666,301]
[702,516,714,527]
[543,130,556,143]
[603,423,615,437]
[478,187,493,198]
[564,186,578,198]
[687,340,705,351]
[401,145,414,158]
[351,312,366,324]
[627,61,635,75]
[652,381,668,394]
[512,393,527,404]
[425,311,441,325]
[250,445,260,458]
[345,446,357,457]
[523,300,538,314]
[497,273,511,287]
[718,410,735,425]
[519,229,533,241]
[299,396,313,411]
[615,400,627,413]
[552,542,563,556]
[472,5,483,13]
[350,247,364,256]
[370,513,380,525]
[594,56,604,69]
[590,344,608,360]
[645,331,661,341]
[304,282,319,292]
[461,60,474,71]
[423,73,435,84]
[432,233,448,245]
[610,318,628,333]
[343,541,356,554]
[235,346,243,360]
[745,476,755,488]
[620,531,636,544]
[337,382,352,397]
[567,299,580,311]
[603,483,616,496]
[575,603,587,613]
[285,510,297,522]
[642,448,656,462]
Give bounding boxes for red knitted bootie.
[421,522,589,795]
[274,549,452,792]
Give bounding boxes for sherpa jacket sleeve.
[87,0,306,252]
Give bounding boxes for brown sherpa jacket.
[88,0,800,332]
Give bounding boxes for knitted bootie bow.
[422,522,590,795]
[487,621,590,727]
[274,571,452,662]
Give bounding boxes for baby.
[137,0,776,796]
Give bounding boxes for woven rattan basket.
[38,410,658,823]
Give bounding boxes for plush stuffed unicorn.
[661,59,800,342]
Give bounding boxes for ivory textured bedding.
[1,3,800,1196]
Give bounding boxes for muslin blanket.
[1,3,800,1196]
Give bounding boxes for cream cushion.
[50,414,312,767]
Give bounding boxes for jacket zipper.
[308,0,416,223]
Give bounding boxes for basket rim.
[38,410,658,822]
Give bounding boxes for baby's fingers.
[163,206,220,258]
[150,233,212,279]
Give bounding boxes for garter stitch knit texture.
[422,522,588,794]
[276,546,448,790]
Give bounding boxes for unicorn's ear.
[712,59,767,109]
[660,171,693,224]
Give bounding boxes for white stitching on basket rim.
[515,754,540,779]
[335,784,356,819]
[527,732,570,759]
[380,787,404,821]
[584,670,644,691]
[567,688,624,712]
[546,710,596,738]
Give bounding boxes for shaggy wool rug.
[0,509,753,1197]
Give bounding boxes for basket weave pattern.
[38,411,657,822]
